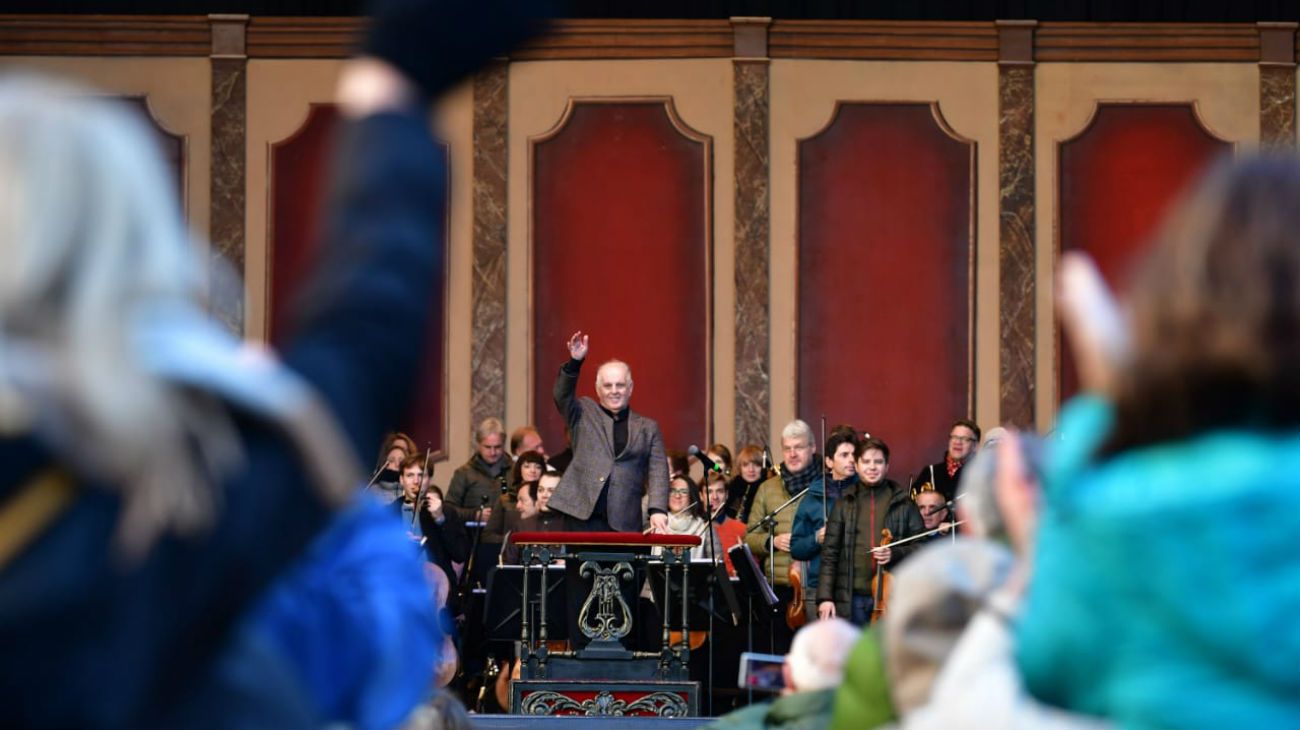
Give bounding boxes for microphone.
[762,444,772,472]
[689,445,724,474]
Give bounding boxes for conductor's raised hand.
[567,331,589,361]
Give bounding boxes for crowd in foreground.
[2,0,1300,728]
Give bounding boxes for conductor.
[545,332,670,533]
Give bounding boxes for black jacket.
[815,479,925,617]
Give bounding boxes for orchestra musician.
[911,419,981,503]
[791,426,859,620]
[446,417,511,523]
[745,420,821,652]
[816,437,924,625]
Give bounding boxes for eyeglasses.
[669,488,691,495]
[949,435,977,443]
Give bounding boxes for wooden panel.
[269,104,450,458]
[797,103,974,480]
[1036,23,1258,62]
[1057,103,1231,399]
[246,16,362,58]
[770,20,997,61]
[0,15,209,55]
[514,19,733,60]
[531,100,711,453]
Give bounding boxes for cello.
[870,528,893,624]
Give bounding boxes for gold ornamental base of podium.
[512,680,699,717]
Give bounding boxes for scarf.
[945,453,962,478]
[781,459,820,496]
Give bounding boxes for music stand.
[646,559,742,629]
[728,542,778,609]
[482,564,568,643]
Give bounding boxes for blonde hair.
[0,77,244,556]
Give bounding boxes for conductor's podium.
[506,532,701,717]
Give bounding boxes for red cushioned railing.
[510,531,700,548]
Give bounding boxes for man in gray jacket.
[546,331,669,533]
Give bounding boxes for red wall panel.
[269,104,449,460]
[797,103,973,480]
[532,101,711,454]
[1058,103,1230,399]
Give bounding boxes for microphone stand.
[745,486,809,653]
[703,499,726,715]
[458,493,490,604]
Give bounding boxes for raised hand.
[567,331,589,361]
[1057,251,1128,396]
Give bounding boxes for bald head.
[785,618,861,692]
[595,359,633,411]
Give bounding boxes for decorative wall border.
[769,20,997,60]
[1034,23,1258,61]
[514,19,733,60]
[0,16,1287,64]
[0,14,210,55]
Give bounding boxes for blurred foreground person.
[0,1,544,727]
[711,618,861,730]
[1018,155,1300,728]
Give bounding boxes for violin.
[669,629,708,651]
[870,528,893,624]
[786,560,808,630]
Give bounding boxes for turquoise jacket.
[1017,396,1300,729]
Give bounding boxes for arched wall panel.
[531,100,712,454]
[1057,103,1231,399]
[268,103,451,460]
[796,102,975,479]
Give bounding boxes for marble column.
[1259,23,1297,150]
[732,18,772,448]
[209,14,248,336]
[997,21,1037,429]
[471,61,510,428]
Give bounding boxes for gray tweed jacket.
[545,360,669,532]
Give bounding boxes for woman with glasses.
[657,474,722,560]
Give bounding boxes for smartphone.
[738,652,786,693]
